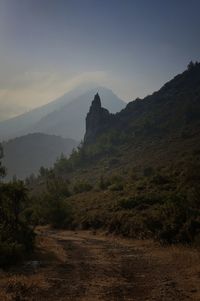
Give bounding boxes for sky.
[0,0,200,120]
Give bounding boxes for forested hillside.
[3,133,78,180]
[27,63,200,245]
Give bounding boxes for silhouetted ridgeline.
[84,62,200,146]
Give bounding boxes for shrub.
[73,181,93,194]
[98,176,111,190]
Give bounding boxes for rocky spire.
[90,93,101,111]
[84,93,111,143]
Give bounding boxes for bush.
[73,181,93,194]
[98,176,111,190]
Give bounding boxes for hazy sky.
[0,0,200,120]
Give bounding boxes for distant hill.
[0,86,125,141]
[2,133,78,179]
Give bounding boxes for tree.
[0,146,34,266]
[0,180,35,266]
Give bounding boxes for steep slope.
[84,63,200,147]
[50,63,200,183]
[3,133,77,179]
[28,87,125,141]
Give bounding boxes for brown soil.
[0,228,200,301]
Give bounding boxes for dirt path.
[0,229,200,301]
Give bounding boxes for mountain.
[30,63,200,245]
[0,84,97,140]
[0,90,82,141]
[2,133,78,180]
[27,87,125,141]
[0,86,125,141]
[51,62,200,182]
[84,63,200,150]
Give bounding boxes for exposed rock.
[84,93,112,143]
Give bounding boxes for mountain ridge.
[44,62,200,186]
[0,86,125,141]
[84,62,200,146]
[27,87,125,141]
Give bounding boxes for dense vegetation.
[27,155,200,245]
[0,144,34,267]
[68,161,200,244]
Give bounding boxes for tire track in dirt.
[45,231,188,301]
[1,229,199,301]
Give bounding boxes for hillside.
[85,63,200,145]
[82,63,200,170]
[0,86,125,141]
[3,133,77,180]
[27,63,200,245]
[46,62,200,184]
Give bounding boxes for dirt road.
[1,229,200,301]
